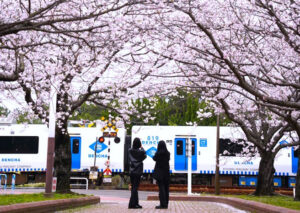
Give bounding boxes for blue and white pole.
[187,138,192,195]
[12,174,16,191]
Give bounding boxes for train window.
[0,136,39,154]
[72,139,79,154]
[176,140,183,155]
[220,138,255,156]
[220,139,235,156]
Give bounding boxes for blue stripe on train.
[196,170,291,176]
[110,169,123,173]
[0,168,46,172]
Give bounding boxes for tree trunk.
[254,152,275,196]
[54,128,71,193]
[295,146,300,201]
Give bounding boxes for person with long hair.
[152,140,170,209]
[128,137,147,209]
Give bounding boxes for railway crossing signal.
[100,114,120,183]
[98,136,105,143]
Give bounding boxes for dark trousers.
[129,174,141,207]
[157,178,169,207]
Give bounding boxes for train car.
[1,122,297,188]
[0,124,48,184]
[68,126,126,173]
[132,125,297,187]
[0,122,126,184]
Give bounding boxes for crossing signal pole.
[100,114,120,183]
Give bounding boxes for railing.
[70,177,88,190]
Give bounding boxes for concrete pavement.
[148,194,300,213]
[57,190,248,213]
[57,199,247,213]
[0,189,248,213]
[1,189,299,213]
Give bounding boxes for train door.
[174,138,197,171]
[70,137,81,169]
[292,147,298,174]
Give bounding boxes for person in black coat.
[128,137,147,209]
[152,140,170,209]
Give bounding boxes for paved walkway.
[57,199,248,213]
[69,190,247,212]
[2,189,298,213]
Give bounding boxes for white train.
[0,123,297,187]
[0,123,126,184]
[132,126,297,187]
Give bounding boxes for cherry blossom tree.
[2,0,299,195]
[0,0,137,81]
[19,37,166,192]
[137,0,299,196]
[215,92,296,195]
[266,105,300,199]
[1,0,173,192]
[142,0,299,116]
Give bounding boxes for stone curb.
[0,196,100,213]
[147,195,300,213]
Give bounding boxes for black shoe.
[136,205,142,208]
[155,206,168,209]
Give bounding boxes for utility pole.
[45,87,57,194]
[215,114,220,195]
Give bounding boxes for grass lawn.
[0,193,87,206]
[227,194,300,211]
[16,182,45,188]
